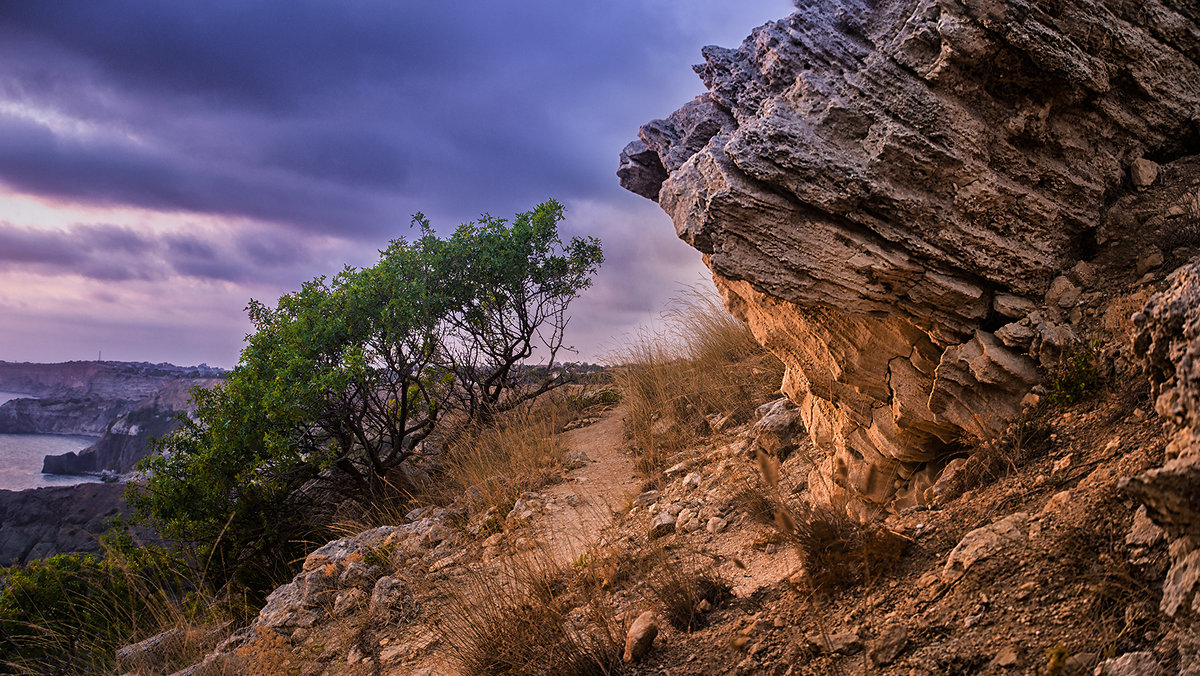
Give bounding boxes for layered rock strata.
[0,361,223,474]
[620,0,1200,508]
[1127,263,1200,621]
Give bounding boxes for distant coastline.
[0,362,224,564]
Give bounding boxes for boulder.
[868,624,907,666]
[752,398,805,460]
[1094,651,1163,676]
[649,512,676,538]
[943,513,1028,582]
[370,575,406,614]
[622,611,659,663]
[619,0,1200,509]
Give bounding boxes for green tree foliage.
[129,200,602,596]
[435,200,605,420]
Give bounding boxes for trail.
[393,406,640,676]
[531,406,641,565]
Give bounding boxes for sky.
[0,1,792,368]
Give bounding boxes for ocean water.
[0,391,101,491]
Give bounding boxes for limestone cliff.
[0,360,223,474]
[620,0,1200,510]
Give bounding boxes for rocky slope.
[618,0,1200,514]
[0,483,130,565]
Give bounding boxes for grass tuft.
[436,551,624,676]
[643,550,731,631]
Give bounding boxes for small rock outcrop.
[1126,262,1200,664]
[620,0,1200,509]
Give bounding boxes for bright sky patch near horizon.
[0,1,792,368]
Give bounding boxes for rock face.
[619,0,1200,508]
[0,360,223,401]
[0,483,130,565]
[41,384,202,475]
[1126,263,1200,619]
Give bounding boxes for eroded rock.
[619,0,1200,509]
[1127,262,1200,617]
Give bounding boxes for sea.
[0,391,101,491]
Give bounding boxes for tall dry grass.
[439,392,580,516]
[436,547,625,675]
[0,531,230,676]
[609,286,784,475]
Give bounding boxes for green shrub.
[0,528,194,675]
[131,200,602,599]
[1047,342,1103,407]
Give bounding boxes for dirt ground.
[240,367,1180,676]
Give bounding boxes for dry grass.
[325,392,585,538]
[747,452,907,591]
[0,536,233,676]
[1058,523,1160,660]
[439,393,580,517]
[643,549,731,631]
[436,550,625,676]
[787,502,907,591]
[934,410,1054,502]
[609,286,784,475]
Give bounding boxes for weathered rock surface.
[42,388,197,475]
[1127,262,1200,619]
[620,0,1200,507]
[0,482,130,564]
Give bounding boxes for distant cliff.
[40,384,201,474]
[0,360,223,401]
[0,360,223,474]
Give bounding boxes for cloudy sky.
[0,1,791,368]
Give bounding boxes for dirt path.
[531,406,641,566]
[393,406,640,676]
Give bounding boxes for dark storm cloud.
[0,221,316,284]
[0,0,794,366]
[0,0,791,237]
[0,115,391,235]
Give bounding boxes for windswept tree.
[433,200,605,421]
[130,200,602,594]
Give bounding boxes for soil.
[234,374,1180,675]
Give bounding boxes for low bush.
[787,503,907,591]
[0,527,201,675]
[749,454,907,591]
[1047,342,1104,407]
